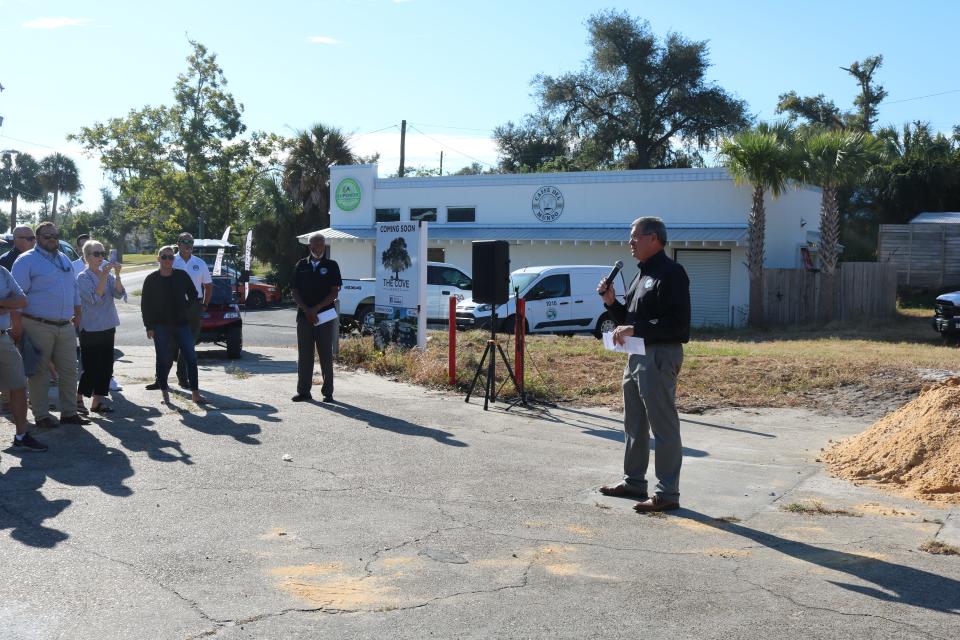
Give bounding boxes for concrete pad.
[1,346,958,639]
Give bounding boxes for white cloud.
[308,36,340,45]
[22,16,92,29]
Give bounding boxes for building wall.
[331,164,820,240]
[324,164,819,327]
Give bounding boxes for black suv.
[933,291,960,345]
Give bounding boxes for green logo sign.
[335,178,362,211]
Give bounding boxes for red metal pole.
[448,296,457,386]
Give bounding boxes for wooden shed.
[878,212,960,288]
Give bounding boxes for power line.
[408,121,494,133]
[350,123,401,139]
[0,133,61,150]
[886,88,960,105]
[406,124,494,167]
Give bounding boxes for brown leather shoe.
[633,496,680,513]
[599,483,648,500]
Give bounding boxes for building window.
[447,207,475,223]
[411,207,437,222]
[427,248,445,263]
[375,208,400,222]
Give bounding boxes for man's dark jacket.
[606,250,691,345]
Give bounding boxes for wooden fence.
[762,262,898,325]
[878,223,960,288]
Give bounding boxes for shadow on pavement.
[325,401,468,447]
[679,417,776,438]
[0,464,71,548]
[92,394,192,464]
[195,352,297,376]
[682,509,960,615]
[163,389,275,445]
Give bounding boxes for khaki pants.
[22,317,79,420]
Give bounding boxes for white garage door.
[675,250,731,327]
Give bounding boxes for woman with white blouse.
[77,240,124,413]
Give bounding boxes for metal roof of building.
[299,224,748,247]
[909,212,960,224]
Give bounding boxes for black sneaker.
[291,393,312,402]
[145,382,162,391]
[13,433,48,452]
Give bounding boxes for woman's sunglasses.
[159,254,175,261]
[90,251,107,258]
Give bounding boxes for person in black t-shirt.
[597,217,691,513]
[141,245,207,405]
[291,233,342,403]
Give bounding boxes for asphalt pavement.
[1,344,959,639]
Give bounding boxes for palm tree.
[799,130,879,321]
[0,151,43,230]
[38,153,82,223]
[282,124,355,231]
[719,125,797,326]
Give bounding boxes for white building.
[304,164,821,327]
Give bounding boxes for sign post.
[374,221,427,350]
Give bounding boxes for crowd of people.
[0,223,216,459]
[3,218,688,514]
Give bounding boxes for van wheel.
[502,315,528,335]
[356,305,376,334]
[594,313,617,339]
[226,324,243,359]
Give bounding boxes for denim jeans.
[153,323,198,391]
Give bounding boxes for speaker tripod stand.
[465,309,524,410]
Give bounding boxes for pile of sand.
[823,377,960,503]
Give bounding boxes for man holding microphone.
[597,216,691,513]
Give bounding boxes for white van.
[340,262,472,328]
[456,265,626,338]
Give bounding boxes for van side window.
[427,266,442,285]
[442,268,471,289]
[526,274,570,300]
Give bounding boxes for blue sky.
[1,0,958,210]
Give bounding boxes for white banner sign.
[374,221,427,349]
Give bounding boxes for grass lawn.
[337,306,959,417]
[118,253,158,268]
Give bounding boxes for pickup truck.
[933,290,960,345]
[339,262,472,330]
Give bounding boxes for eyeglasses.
[177,239,194,245]
[90,251,107,258]
[159,254,175,261]
[39,233,59,240]
[15,236,36,242]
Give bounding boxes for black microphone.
[599,260,624,295]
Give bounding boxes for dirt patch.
[823,377,960,504]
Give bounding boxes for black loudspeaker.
[472,240,510,305]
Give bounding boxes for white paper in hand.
[314,308,338,326]
[602,332,646,355]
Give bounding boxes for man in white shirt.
[171,232,212,389]
[72,233,90,277]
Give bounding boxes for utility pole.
[398,120,406,178]
[439,151,443,176]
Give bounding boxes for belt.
[22,313,72,327]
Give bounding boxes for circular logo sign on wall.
[532,186,564,222]
[335,178,362,211]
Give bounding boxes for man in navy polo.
[11,222,90,428]
[291,233,341,403]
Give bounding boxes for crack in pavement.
[731,564,949,640]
